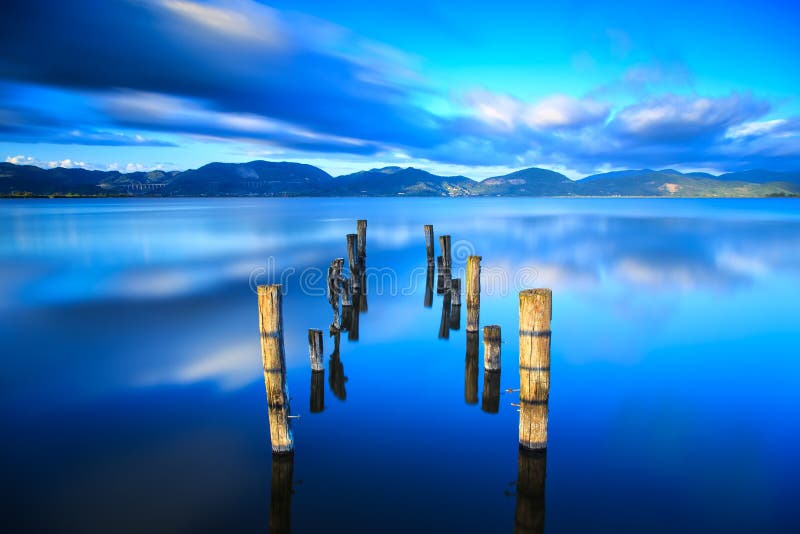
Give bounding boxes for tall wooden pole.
[519,289,551,450]
[439,235,452,269]
[347,234,360,290]
[257,284,293,453]
[424,225,434,266]
[466,255,481,332]
[357,219,367,270]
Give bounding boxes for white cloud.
[465,90,609,130]
[725,119,789,139]
[157,0,286,48]
[5,154,35,164]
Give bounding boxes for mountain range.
[2,161,799,198]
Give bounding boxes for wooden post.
[341,278,353,307]
[257,284,293,453]
[465,332,479,404]
[424,265,434,308]
[347,233,360,290]
[269,452,294,534]
[310,370,324,413]
[357,219,367,269]
[424,224,434,266]
[451,278,461,306]
[466,256,481,332]
[482,370,501,414]
[514,448,546,534]
[483,325,501,371]
[308,328,323,371]
[519,289,551,450]
[438,290,451,339]
[327,258,343,331]
[439,235,452,269]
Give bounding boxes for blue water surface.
[1,198,798,533]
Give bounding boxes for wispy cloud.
[0,0,798,173]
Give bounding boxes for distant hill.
[1,160,799,198]
[332,167,475,196]
[473,168,575,196]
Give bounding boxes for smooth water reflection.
[1,198,799,533]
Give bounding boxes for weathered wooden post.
[465,332,479,404]
[466,256,481,332]
[357,219,367,269]
[438,289,451,339]
[424,224,435,266]
[308,328,323,371]
[424,265,434,308]
[482,369,501,414]
[347,234,360,290]
[327,258,344,330]
[257,284,293,453]
[519,289,551,450]
[483,325,501,371]
[439,235,452,269]
[310,370,324,413]
[341,278,353,307]
[514,448,546,534]
[439,235,452,292]
[269,452,294,534]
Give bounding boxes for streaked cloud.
[0,0,798,174]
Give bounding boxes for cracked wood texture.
[258,284,293,453]
[466,255,481,332]
[519,288,551,450]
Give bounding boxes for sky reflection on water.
[1,198,799,533]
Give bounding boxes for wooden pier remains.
[308,329,323,371]
[357,219,367,269]
[424,224,435,266]
[483,325,501,371]
[257,284,293,453]
[347,234,360,290]
[466,255,482,332]
[518,289,551,450]
[438,289,451,339]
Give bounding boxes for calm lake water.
[1,198,799,533]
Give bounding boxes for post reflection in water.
[449,304,461,331]
[514,448,546,534]
[424,265,434,308]
[481,370,500,413]
[310,370,324,413]
[328,330,347,401]
[465,332,479,404]
[438,290,451,339]
[269,452,294,534]
[347,293,360,341]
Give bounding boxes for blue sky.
[1,0,798,178]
